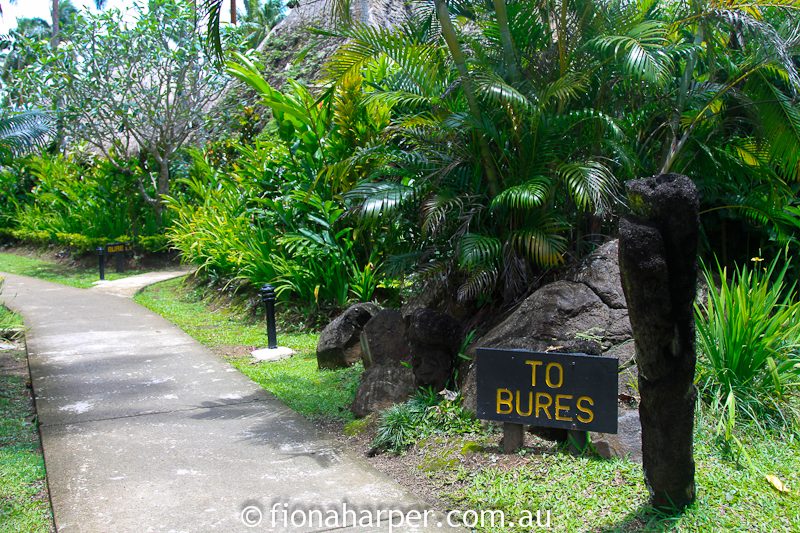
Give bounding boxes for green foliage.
[10,0,226,222]
[695,254,800,437]
[0,283,23,339]
[5,155,164,252]
[164,64,393,311]
[372,390,483,454]
[448,413,800,532]
[319,0,800,301]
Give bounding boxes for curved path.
[0,273,443,532]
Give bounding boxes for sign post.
[104,242,132,273]
[476,348,618,452]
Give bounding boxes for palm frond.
[457,232,502,269]
[0,110,52,162]
[590,20,673,85]
[558,160,619,214]
[491,177,551,211]
[510,222,567,268]
[344,181,416,222]
[749,73,800,180]
[457,266,499,302]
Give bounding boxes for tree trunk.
[231,0,237,25]
[51,0,60,48]
[433,0,500,196]
[492,0,519,81]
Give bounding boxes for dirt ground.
[317,417,562,513]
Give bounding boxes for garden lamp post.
[260,284,277,349]
[96,246,105,280]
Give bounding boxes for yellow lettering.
[545,362,563,388]
[535,392,553,419]
[525,360,543,386]
[576,396,594,423]
[496,388,513,415]
[555,394,573,421]
[515,391,533,416]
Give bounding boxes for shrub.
[6,155,166,252]
[695,254,800,437]
[372,389,483,454]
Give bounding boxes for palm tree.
[322,0,800,299]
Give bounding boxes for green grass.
[0,329,53,531]
[134,277,360,421]
[0,302,23,335]
[0,251,147,288]
[447,416,800,532]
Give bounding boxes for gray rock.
[605,341,639,399]
[571,240,627,309]
[475,280,631,354]
[591,409,642,463]
[316,303,381,369]
[351,364,416,418]
[360,309,409,368]
[460,362,477,414]
[406,309,461,390]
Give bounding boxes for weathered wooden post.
[618,174,698,510]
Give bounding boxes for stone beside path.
[0,272,449,532]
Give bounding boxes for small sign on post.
[105,242,131,273]
[476,348,618,451]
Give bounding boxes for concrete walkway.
[0,273,445,532]
[89,269,192,298]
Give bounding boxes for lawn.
[0,306,53,532]
[133,276,800,532]
[134,277,361,421]
[443,420,800,531]
[0,251,148,289]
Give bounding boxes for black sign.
[476,348,618,433]
[105,242,131,255]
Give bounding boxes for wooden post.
[619,173,699,510]
[567,430,588,455]
[502,423,524,453]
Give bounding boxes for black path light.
[260,284,277,349]
[96,246,105,281]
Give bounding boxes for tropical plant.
[0,110,52,163]
[372,389,483,454]
[695,254,800,438]
[7,154,164,251]
[322,2,626,302]
[164,142,381,311]
[319,0,800,301]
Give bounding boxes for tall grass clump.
[372,389,483,454]
[695,254,800,438]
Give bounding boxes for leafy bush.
[695,255,800,437]
[372,390,483,454]
[6,155,166,252]
[164,125,386,311]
